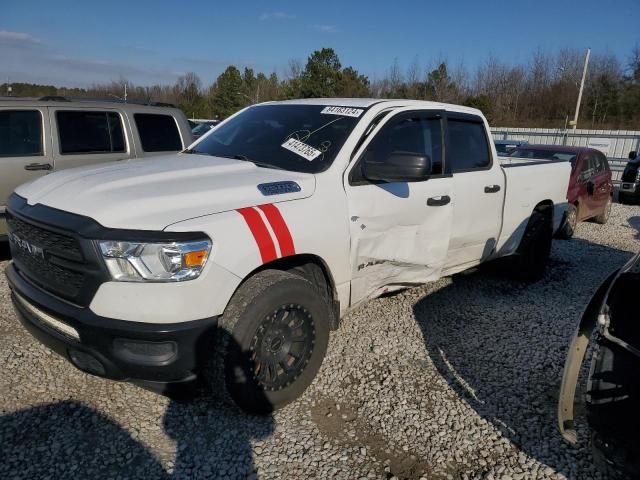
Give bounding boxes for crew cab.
[4,99,571,413]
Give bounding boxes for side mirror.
[629,151,637,160]
[362,151,431,183]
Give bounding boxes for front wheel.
[205,270,330,414]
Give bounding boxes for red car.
[509,145,613,238]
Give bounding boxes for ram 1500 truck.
[5,99,571,413]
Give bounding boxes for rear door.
[346,108,453,305]
[443,113,504,270]
[49,107,133,171]
[0,107,52,208]
[591,151,613,213]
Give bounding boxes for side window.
[579,154,595,181]
[597,152,610,172]
[0,110,43,157]
[134,114,182,152]
[57,111,125,154]
[447,119,491,172]
[363,115,443,175]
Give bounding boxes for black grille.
[7,215,86,300]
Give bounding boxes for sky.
[2,0,639,88]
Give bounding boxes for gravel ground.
[1,202,639,480]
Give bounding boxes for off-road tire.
[204,269,330,414]
[512,210,552,282]
[593,197,612,224]
[556,204,578,240]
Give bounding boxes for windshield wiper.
[226,154,285,170]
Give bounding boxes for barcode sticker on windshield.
[281,138,322,161]
[321,106,364,117]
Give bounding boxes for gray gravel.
[1,202,639,480]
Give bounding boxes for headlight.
[99,239,212,282]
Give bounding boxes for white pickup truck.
[5,99,571,413]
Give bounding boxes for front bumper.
[6,263,218,395]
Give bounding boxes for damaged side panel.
[347,179,453,306]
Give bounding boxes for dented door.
[345,110,453,305]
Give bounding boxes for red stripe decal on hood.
[236,207,277,263]
[258,203,296,257]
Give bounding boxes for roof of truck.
[264,97,483,115]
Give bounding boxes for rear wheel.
[204,269,330,414]
[512,209,552,282]
[557,204,578,240]
[593,197,612,224]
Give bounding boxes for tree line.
[4,46,640,129]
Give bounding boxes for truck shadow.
[412,238,635,478]
[0,338,276,479]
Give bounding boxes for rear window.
[510,148,577,165]
[134,114,182,152]
[448,120,490,171]
[0,110,43,157]
[57,111,125,154]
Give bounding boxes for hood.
[15,154,315,230]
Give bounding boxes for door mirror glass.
[362,151,432,183]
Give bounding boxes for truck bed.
[495,158,571,256]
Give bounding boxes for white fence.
[491,127,640,184]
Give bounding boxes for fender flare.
[558,270,619,444]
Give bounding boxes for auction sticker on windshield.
[281,138,322,161]
[321,106,364,117]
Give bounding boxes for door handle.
[484,184,501,193]
[427,195,451,206]
[24,163,52,171]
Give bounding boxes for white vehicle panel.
[15,154,315,230]
[496,161,571,256]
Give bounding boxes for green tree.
[210,66,245,119]
[425,63,458,102]
[300,48,343,98]
[338,67,370,97]
[464,94,493,122]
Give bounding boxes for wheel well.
[243,254,340,330]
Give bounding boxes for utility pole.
[572,48,591,130]
[124,83,127,103]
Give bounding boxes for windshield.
[189,104,363,173]
[192,123,213,135]
[509,148,577,166]
[495,143,518,154]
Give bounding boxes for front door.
[443,113,505,270]
[346,109,453,306]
